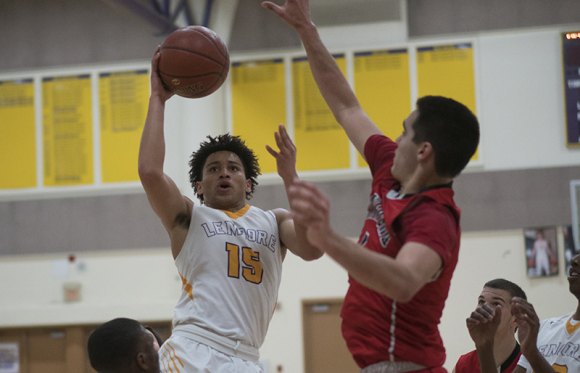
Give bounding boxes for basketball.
[158,26,230,99]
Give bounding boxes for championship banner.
[42,74,94,186]
[292,55,350,171]
[0,78,36,189]
[354,49,411,166]
[231,59,286,174]
[417,43,479,160]
[99,70,149,182]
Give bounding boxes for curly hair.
[189,134,260,202]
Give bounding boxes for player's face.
[568,253,580,298]
[197,151,251,211]
[478,287,516,337]
[392,110,420,183]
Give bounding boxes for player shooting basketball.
[263,0,480,372]
[138,49,322,372]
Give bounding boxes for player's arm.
[313,229,440,301]
[138,50,192,256]
[511,298,557,373]
[267,125,322,261]
[262,0,381,158]
[274,208,323,261]
[288,180,441,301]
[466,304,503,373]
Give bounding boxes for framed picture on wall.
[562,31,580,147]
[0,342,19,373]
[571,180,580,253]
[523,227,559,278]
[563,225,578,275]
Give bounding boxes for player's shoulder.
[269,207,290,222]
[541,313,573,329]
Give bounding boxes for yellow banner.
[354,49,411,166]
[99,70,149,183]
[42,75,93,186]
[417,43,478,160]
[231,59,286,174]
[293,55,349,171]
[0,79,36,189]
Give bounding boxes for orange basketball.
[158,26,230,98]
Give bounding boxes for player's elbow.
[383,277,423,303]
[138,163,163,186]
[300,249,324,261]
[291,245,324,261]
[390,287,418,303]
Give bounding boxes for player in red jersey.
[455,279,527,373]
[468,254,580,373]
[262,0,480,372]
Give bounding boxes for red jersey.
[454,344,521,373]
[341,135,461,369]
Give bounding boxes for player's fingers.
[261,1,283,15]
[278,125,295,150]
[265,145,279,158]
[289,183,329,220]
[466,317,481,327]
[299,181,329,209]
[477,306,493,319]
[273,131,283,149]
[152,51,161,67]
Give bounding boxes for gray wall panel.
[0,194,167,255]
[2,166,578,256]
[408,0,580,37]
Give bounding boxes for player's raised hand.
[511,297,540,355]
[466,303,501,348]
[261,0,314,30]
[150,47,174,102]
[266,125,298,185]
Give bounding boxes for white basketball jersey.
[172,204,283,349]
[517,313,580,373]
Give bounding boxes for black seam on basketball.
[194,29,228,60]
[161,46,226,66]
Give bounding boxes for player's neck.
[573,303,580,320]
[400,173,453,195]
[493,336,518,368]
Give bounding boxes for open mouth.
[218,181,232,191]
[569,267,580,279]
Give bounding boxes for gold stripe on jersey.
[165,342,184,373]
[565,317,580,334]
[222,204,251,219]
[180,274,194,300]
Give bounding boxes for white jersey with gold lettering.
[171,204,283,349]
[517,313,580,373]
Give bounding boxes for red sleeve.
[364,134,397,176]
[454,351,479,373]
[397,200,458,266]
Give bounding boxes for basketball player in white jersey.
[468,253,580,373]
[139,50,322,372]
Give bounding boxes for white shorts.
[159,330,263,373]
